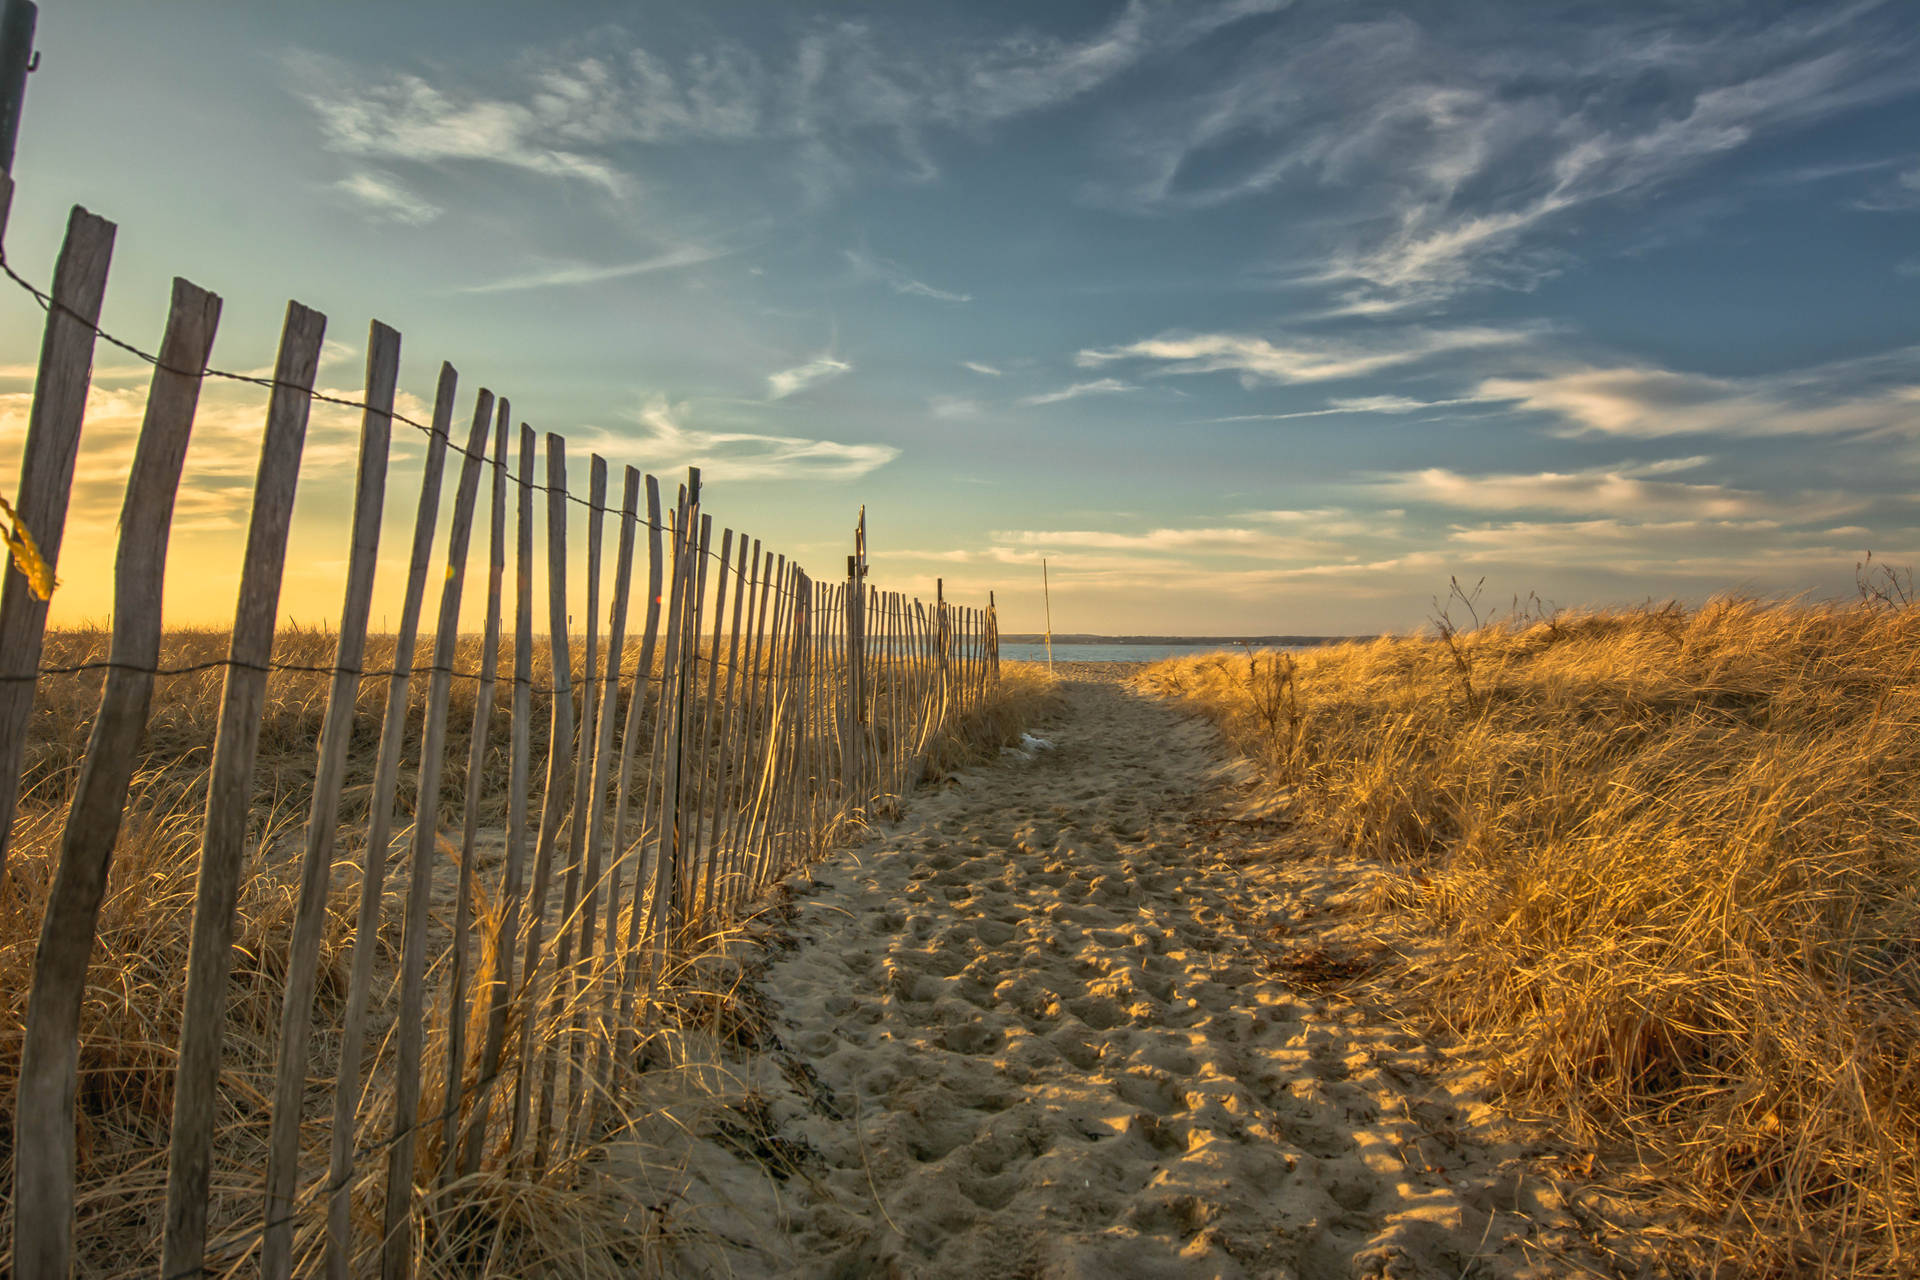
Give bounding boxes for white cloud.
[1096,9,1920,306]
[1079,327,1527,384]
[767,354,853,400]
[961,361,1002,377]
[1856,166,1920,212]
[1479,356,1920,438]
[334,170,441,225]
[458,244,733,294]
[299,66,625,193]
[614,397,896,481]
[1378,465,1806,520]
[1018,377,1137,406]
[992,526,1269,552]
[845,248,971,302]
[1200,393,1495,423]
[929,396,981,419]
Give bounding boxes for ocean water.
[997,642,1310,664]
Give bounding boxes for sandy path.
[649,670,1603,1279]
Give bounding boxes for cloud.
[1854,165,1920,212]
[1479,353,1920,438]
[1377,464,1806,520]
[297,63,625,193]
[334,170,441,225]
[1078,327,1527,384]
[929,396,981,419]
[845,248,971,302]
[617,397,897,481]
[961,361,1002,377]
[767,354,852,400]
[290,2,1290,209]
[1200,393,1495,423]
[992,526,1269,552]
[1018,377,1137,406]
[1093,6,1920,306]
[458,244,733,293]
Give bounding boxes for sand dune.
[638,668,1610,1278]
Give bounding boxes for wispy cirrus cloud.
[844,248,971,302]
[334,170,441,225]
[291,1,1291,211]
[1078,327,1528,385]
[767,354,853,400]
[1093,5,1920,307]
[458,244,734,294]
[1479,351,1920,438]
[609,397,896,481]
[295,61,625,193]
[961,361,1002,377]
[1854,165,1920,212]
[1375,462,1832,521]
[1018,377,1137,406]
[1200,394,1494,423]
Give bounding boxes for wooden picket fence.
[0,176,999,1277]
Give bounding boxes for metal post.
[0,0,38,175]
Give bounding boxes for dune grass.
[1,628,1050,1276]
[1140,598,1920,1275]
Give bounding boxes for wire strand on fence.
[0,244,817,605]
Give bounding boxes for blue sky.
[2,0,1917,633]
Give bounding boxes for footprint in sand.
[669,670,1607,1280]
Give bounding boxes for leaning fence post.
[261,319,398,1280]
[13,276,217,1280]
[381,385,494,1280]
[0,0,36,177]
[162,300,326,1280]
[0,205,114,879]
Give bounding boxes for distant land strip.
[998,634,1377,647]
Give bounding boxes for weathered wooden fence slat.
[328,361,457,1279]
[440,394,512,1186]
[13,275,218,1280]
[0,205,115,876]
[382,384,494,1280]
[511,433,576,1169]
[461,420,540,1179]
[162,299,327,1280]
[260,317,399,1280]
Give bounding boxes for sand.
[632,669,1610,1278]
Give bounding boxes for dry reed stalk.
[1141,599,1920,1275]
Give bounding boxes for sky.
[1,0,1918,635]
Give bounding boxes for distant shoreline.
[998,634,1376,646]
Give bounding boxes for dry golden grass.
[1141,599,1920,1276]
[1,627,1045,1276]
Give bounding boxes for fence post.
[0,206,113,878]
[162,300,326,1280]
[0,0,36,176]
[261,319,397,1280]
[844,508,867,809]
[13,276,217,1280]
